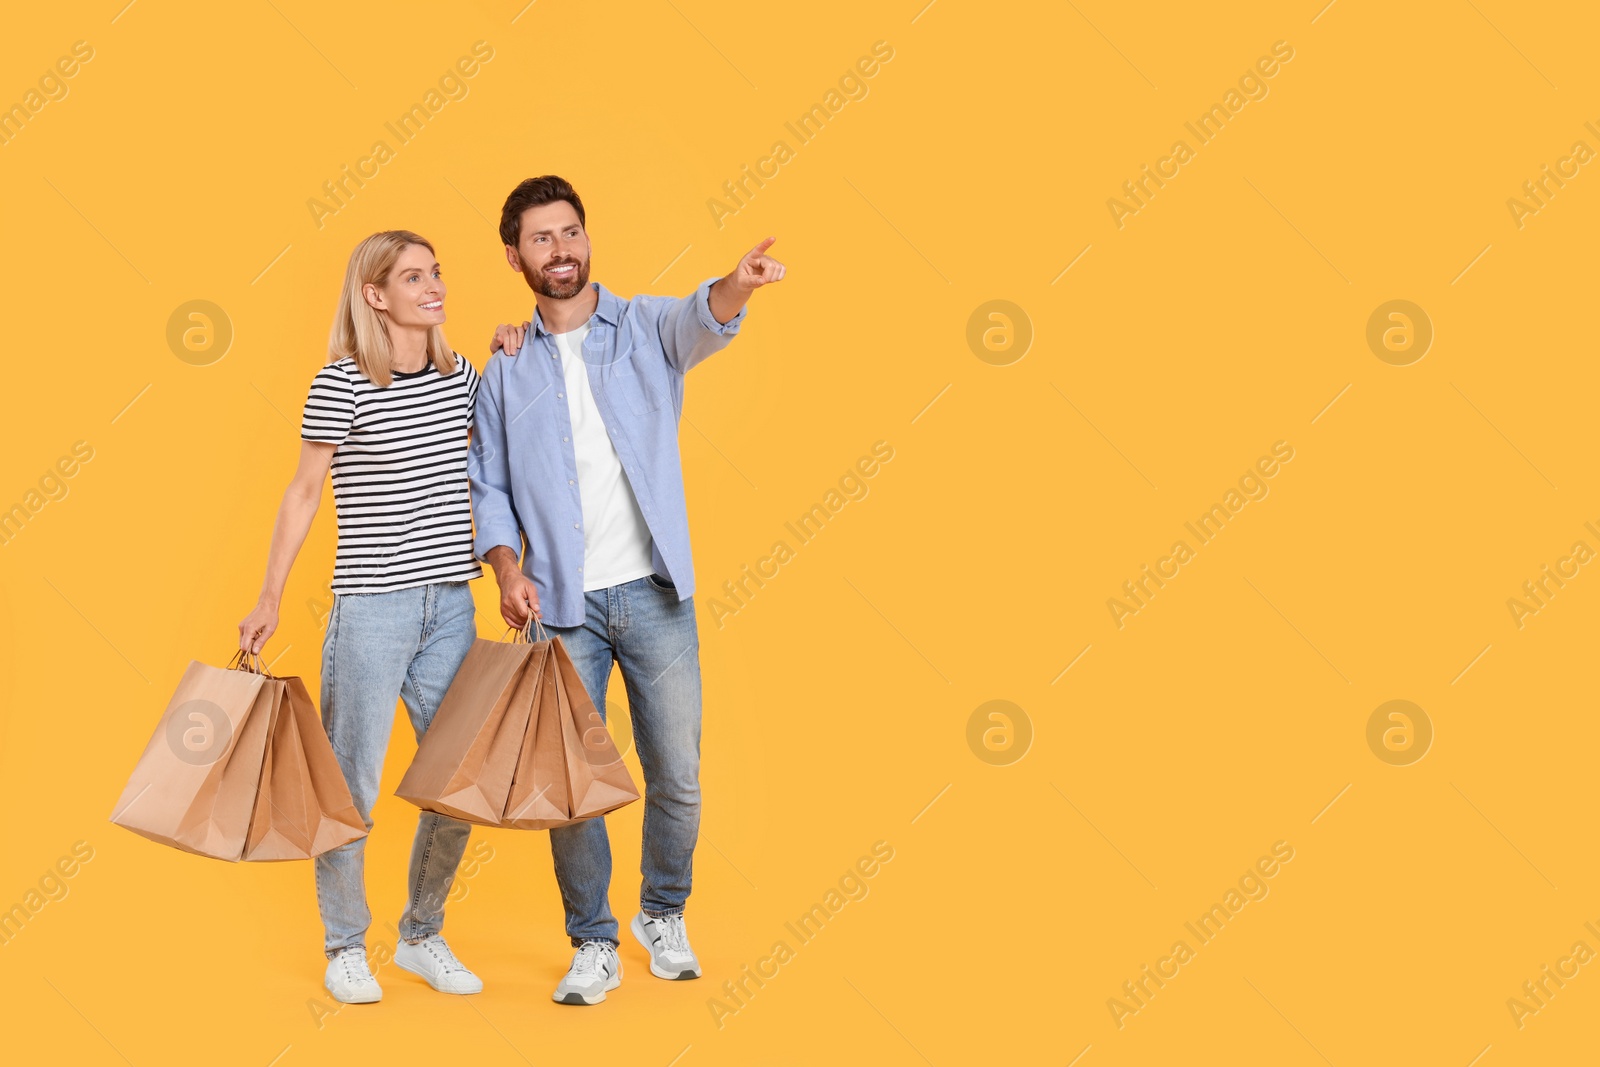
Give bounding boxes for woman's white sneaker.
[395,934,484,994]
[630,910,702,980]
[552,941,622,1005]
[325,948,382,1004]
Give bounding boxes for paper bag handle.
[502,615,548,644]
[227,647,276,677]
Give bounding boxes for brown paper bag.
[549,638,640,823]
[242,685,302,859]
[401,622,639,830]
[243,677,365,861]
[502,643,573,828]
[500,630,639,828]
[285,677,367,856]
[110,656,277,860]
[394,637,541,824]
[114,653,372,862]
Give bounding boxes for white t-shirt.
[551,321,657,591]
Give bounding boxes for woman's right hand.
[489,321,530,356]
[239,601,279,654]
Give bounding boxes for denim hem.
[572,936,620,949]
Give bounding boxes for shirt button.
[557,392,564,399]
[568,479,575,485]
[573,522,580,529]
[562,436,570,443]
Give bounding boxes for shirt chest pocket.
[583,322,667,417]
[605,347,666,416]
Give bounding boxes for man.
[468,175,784,1005]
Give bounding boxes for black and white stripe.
[300,354,484,594]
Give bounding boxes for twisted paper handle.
[501,615,548,644]
[227,647,276,677]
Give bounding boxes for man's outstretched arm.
[659,237,786,374]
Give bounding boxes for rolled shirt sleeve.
[653,276,747,375]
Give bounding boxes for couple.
[237,175,785,1006]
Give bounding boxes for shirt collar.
[531,281,622,337]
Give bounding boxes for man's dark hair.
[499,175,586,247]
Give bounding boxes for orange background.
[2,1,1598,1064]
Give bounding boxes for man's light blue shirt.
[468,278,746,627]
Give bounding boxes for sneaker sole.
[553,973,621,1006]
[630,913,702,981]
[325,981,381,1004]
[395,955,483,995]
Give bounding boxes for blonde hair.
[329,230,454,386]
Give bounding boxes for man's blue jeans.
[544,573,703,946]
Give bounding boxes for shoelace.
[338,950,374,983]
[571,941,610,977]
[656,915,690,956]
[421,936,466,974]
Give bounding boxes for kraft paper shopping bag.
[549,638,640,823]
[242,676,365,861]
[399,620,638,830]
[395,636,540,824]
[111,655,276,860]
[502,642,573,828]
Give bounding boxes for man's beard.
[528,256,591,299]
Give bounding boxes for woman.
[239,230,486,1004]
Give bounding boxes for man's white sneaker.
[630,910,702,980]
[395,934,484,994]
[552,940,622,1005]
[325,948,382,1004]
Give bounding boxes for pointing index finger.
[748,236,777,258]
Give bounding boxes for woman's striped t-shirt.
[300,353,484,594]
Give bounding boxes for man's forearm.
[707,274,750,325]
[485,545,521,581]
